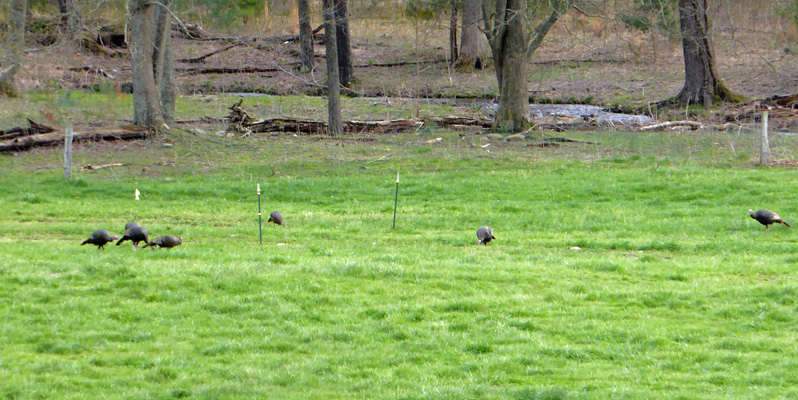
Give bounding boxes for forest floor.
[9,11,798,130]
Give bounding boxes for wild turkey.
[268,211,284,226]
[143,235,183,249]
[749,209,791,231]
[477,226,495,245]
[125,222,140,230]
[81,230,119,250]
[116,225,149,248]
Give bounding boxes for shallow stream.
[229,93,653,125]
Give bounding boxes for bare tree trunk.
[0,0,27,97]
[449,0,459,64]
[334,0,353,87]
[160,42,176,123]
[298,0,314,72]
[483,0,528,131]
[129,0,164,127]
[289,0,299,34]
[154,0,175,123]
[152,0,168,87]
[667,0,741,107]
[457,0,489,71]
[482,0,572,132]
[57,0,80,35]
[324,0,342,137]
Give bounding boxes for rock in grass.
[477,226,495,245]
[749,209,791,231]
[81,230,119,250]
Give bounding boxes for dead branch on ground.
[68,66,115,79]
[0,119,56,140]
[0,126,153,153]
[80,163,127,171]
[639,120,704,131]
[724,93,798,127]
[179,43,238,63]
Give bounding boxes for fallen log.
[639,120,704,131]
[763,93,798,108]
[178,66,281,75]
[531,57,627,66]
[68,66,115,79]
[527,137,601,147]
[0,126,153,153]
[244,117,424,135]
[80,163,127,171]
[0,119,56,140]
[178,58,448,75]
[354,59,449,68]
[219,99,482,137]
[539,137,601,144]
[724,94,798,125]
[434,115,493,128]
[179,43,238,63]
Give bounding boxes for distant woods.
[3,0,797,131]
[0,0,27,97]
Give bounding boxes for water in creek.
[436,98,653,125]
[229,94,653,125]
[527,104,653,125]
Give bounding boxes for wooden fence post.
[64,126,73,179]
[759,111,769,166]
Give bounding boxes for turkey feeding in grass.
[117,225,149,248]
[81,230,119,250]
[477,226,495,245]
[749,209,791,231]
[268,211,285,226]
[143,235,183,249]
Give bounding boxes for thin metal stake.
[392,172,399,229]
[257,183,262,244]
[63,126,73,179]
[760,110,770,166]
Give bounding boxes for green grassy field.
[2,117,798,399]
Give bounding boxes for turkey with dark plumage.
[81,230,119,250]
[477,226,495,245]
[143,235,183,249]
[749,209,791,231]
[268,211,285,226]
[116,225,149,248]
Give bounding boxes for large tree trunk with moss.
[297,0,314,72]
[457,0,489,71]
[669,0,741,107]
[0,0,27,97]
[334,0,353,87]
[324,0,342,137]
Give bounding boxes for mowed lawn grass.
[1,132,798,400]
